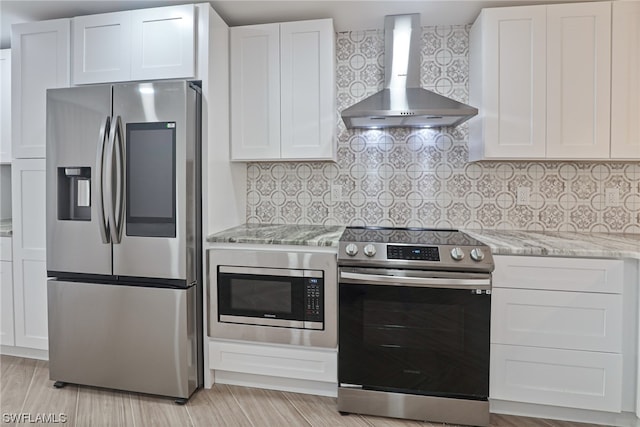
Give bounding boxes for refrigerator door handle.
[114,115,125,244]
[96,116,111,244]
[106,115,124,244]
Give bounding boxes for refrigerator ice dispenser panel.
[57,166,91,221]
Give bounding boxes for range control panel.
[387,245,440,261]
[339,242,494,273]
[304,278,323,322]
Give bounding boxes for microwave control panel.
[305,278,323,322]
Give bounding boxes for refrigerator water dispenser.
[58,167,91,221]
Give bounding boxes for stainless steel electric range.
[337,227,494,427]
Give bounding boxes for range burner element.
[338,226,494,273]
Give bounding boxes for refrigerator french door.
[45,80,202,402]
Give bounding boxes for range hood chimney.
[341,14,478,129]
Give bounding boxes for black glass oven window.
[339,283,490,400]
[126,122,176,237]
[230,278,292,314]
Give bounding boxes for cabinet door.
[0,50,10,163]
[209,340,337,383]
[12,19,70,159]
[546,2,611,159]
[130,4,195,81]
[491,344,622,412]
[11,159,48,350]
[472,6,546,159]
[611,1,640,160]
[280,19,335,160]
[0,258,13,346]
[230,24,281,161]
[72,11,131,84]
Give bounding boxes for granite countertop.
[207,223,640,259]
[207,223,345,247]
[463,229,640,260]
[0,219,12,237]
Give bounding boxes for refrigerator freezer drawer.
[47,279,199,399]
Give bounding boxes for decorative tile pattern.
[245,25,640,233]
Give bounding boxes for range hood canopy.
[341,14,478,129]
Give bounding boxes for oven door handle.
[339,271,491,290]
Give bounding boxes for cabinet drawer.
[493,256,623,293]
[209,340,337,383]
[490,344,622,412]
[0,237,11,261]
[491,288,622,352]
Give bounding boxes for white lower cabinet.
[10,159,48,350]
[209,339,337,395]
[0,237,14,345]
[491,344,622,412]
[490,256,629,415]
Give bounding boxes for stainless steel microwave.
[208,247,337,349]
[217,266,324,330]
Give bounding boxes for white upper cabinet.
[130,5,195,81]
[231,19,336,161]
[611,1,640,159]
[72,11,132,84]
[0,50,11,163]
[279,20,335,160]
[72,4,195,85]
[546,2,611,159]
[230,24,281,160]
[469,5,547,160]
[12,19,70,159]
[470,1,635,161]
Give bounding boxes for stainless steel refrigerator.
[45,80,202,402]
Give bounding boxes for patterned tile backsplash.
[246,25,640,233]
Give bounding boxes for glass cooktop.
[340,226,486,247]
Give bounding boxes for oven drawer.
[493,256,624,293]
[491,288,622,353]
[490,344,622,413]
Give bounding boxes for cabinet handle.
[340,271,491,290]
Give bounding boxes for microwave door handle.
[113,115,124,244]
[339,271,491,290]
[96,116,111,244]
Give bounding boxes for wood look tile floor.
[0,355,602,427]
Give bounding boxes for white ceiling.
[0,0,604,50]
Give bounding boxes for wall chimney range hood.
[341,14,478,129]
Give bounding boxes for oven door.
[218,266,323,329]
[339,267,491,400]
